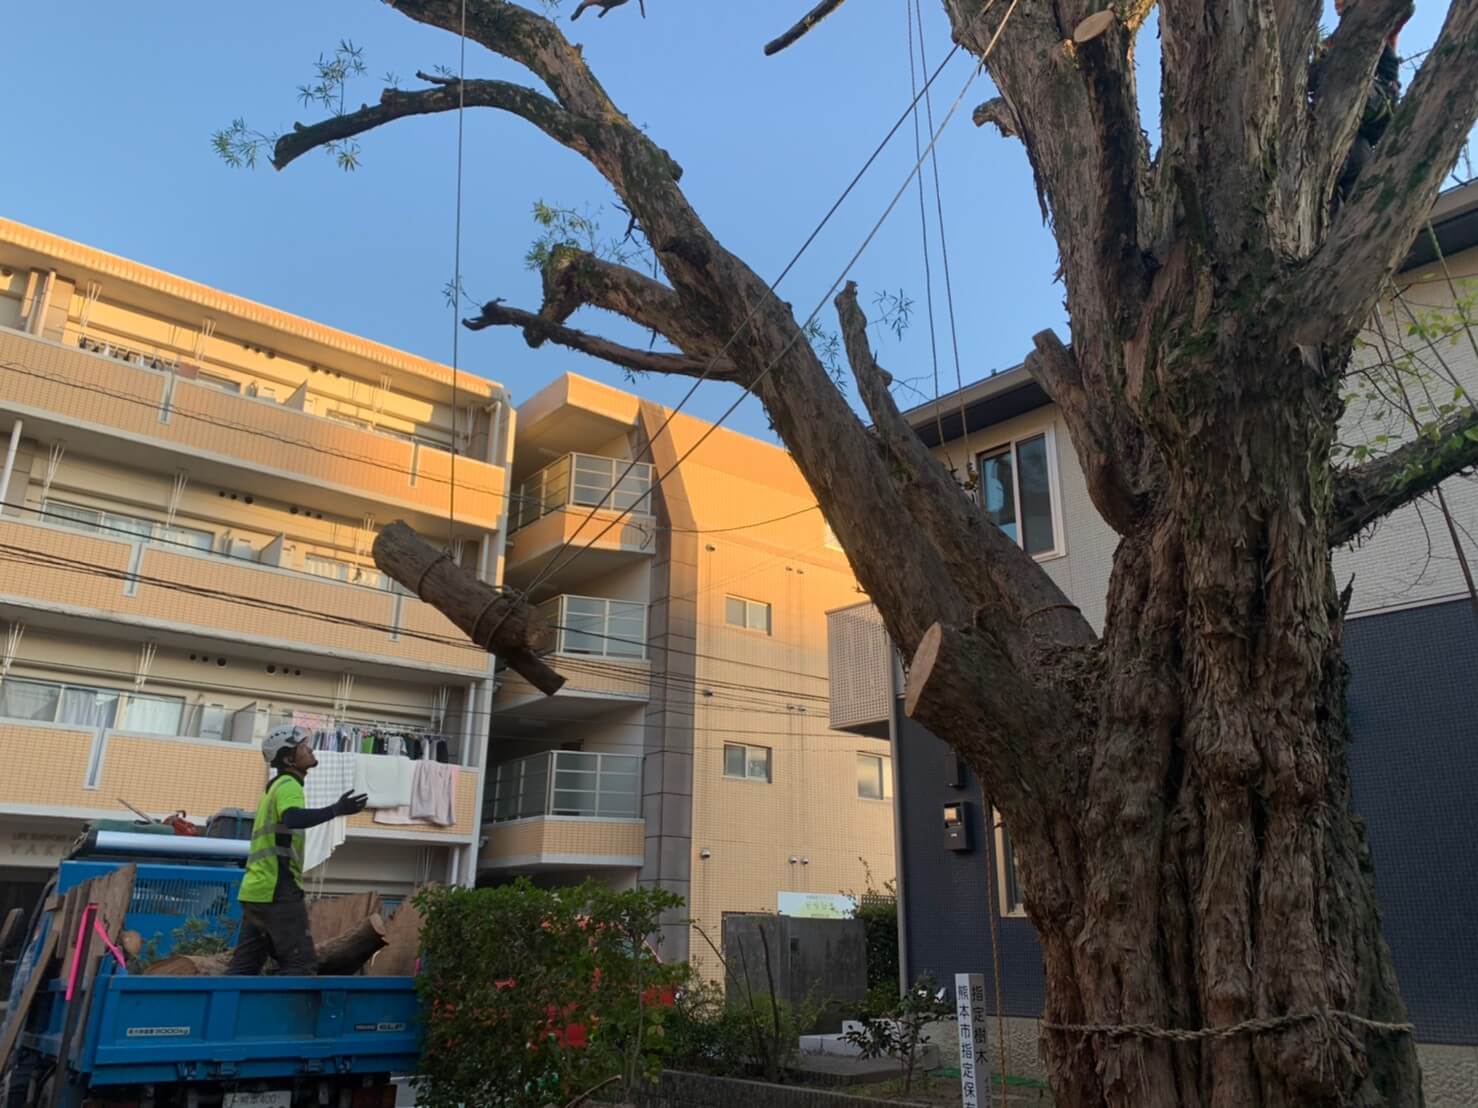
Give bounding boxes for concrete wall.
[721,914,868,1033]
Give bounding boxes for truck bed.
[33,970,419,1088]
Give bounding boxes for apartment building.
[481,373,896,971]
[0,220,514,960]
[825,179,1478,1097]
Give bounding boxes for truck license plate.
[224,1093,292,1108]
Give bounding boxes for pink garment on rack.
[409,761,458,827]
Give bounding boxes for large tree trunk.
[1024,530,1418,1106]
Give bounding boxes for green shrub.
[413,880,686,1108]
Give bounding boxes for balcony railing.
[538,595,648,660]
[488,750,641,822]
[511,454,654,532]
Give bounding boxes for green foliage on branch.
[413,880,687,1108]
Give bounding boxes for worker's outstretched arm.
[281,790,368,829]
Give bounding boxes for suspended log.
[372,521,566,695]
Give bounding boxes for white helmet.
[262,725,312,765]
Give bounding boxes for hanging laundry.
[373,805,416,826]
[353,752,416,809]
[302,751,356,872]
[410,760,459,827]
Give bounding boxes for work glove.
[333,790,370,817]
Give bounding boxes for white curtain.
[122,696,183,736]
[59,687,118,728]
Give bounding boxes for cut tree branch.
[837,282,1096,651]
[905,621,1069,811]
[1024,330,1141,534]
[972,97,1020,139]
[272,75,591,172]
[465,299,740,382]
[1329,406,1478,545]
[764,0,852,56]
[1304,0,1478,338]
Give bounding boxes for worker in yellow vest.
[226,725,367,975]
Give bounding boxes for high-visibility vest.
[239,774,305,903]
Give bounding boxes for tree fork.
[372,521,566,695]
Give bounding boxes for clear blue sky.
[0,1,1464,442]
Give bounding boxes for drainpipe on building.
[886,647,910,994]
[0,419,24,518]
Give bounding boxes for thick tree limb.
[535,247,707,351]
[837,282,1095,652]
[1329,406,1478,545]
[1304,0,1478,338]
[1023,330,1141,534]
[466,300,740,381]
[1307,0,1414,207]
[273,0,1087,805]
[764,0,851,56]
[272,75,590,172]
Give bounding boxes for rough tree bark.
[265,1,1478,1103]
[372,521,566,694]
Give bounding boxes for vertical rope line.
[448,0,468,553]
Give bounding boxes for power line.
[0,651,859,748]
[521,39,965,596]
[0,524,838,688]
[912,0,974,477]
[535,10,1014,589]
[0,494,841,679]
[906,0,950,464]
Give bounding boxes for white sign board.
[955,973,986,1108]
[777,892,855,919]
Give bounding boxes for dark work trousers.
[226,899,318,975]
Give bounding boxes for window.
[42,500,213,551]
[976,431,1060,557]
[723,743,772,782]
[557,597,647,659]
[0,678,183,736]
[724,595,772,634]
[856,752,890,800]
[822,521,843,552]
[570,455,653,514]
[993,808,1027,917]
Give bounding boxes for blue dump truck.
[0,820,419,1108]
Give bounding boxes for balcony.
[505,454,656,590]
[493,595,649,722]
[480,750,644,873]
[826,602,896,738]
[0,719,480,838]
[0,327,506,530]
[0,516,490,675]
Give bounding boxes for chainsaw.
[118,798,202,836]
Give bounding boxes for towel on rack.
[353,753,416,809]
[373,805,416,826]
[410,761,458,827]
[302,751,355,873]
